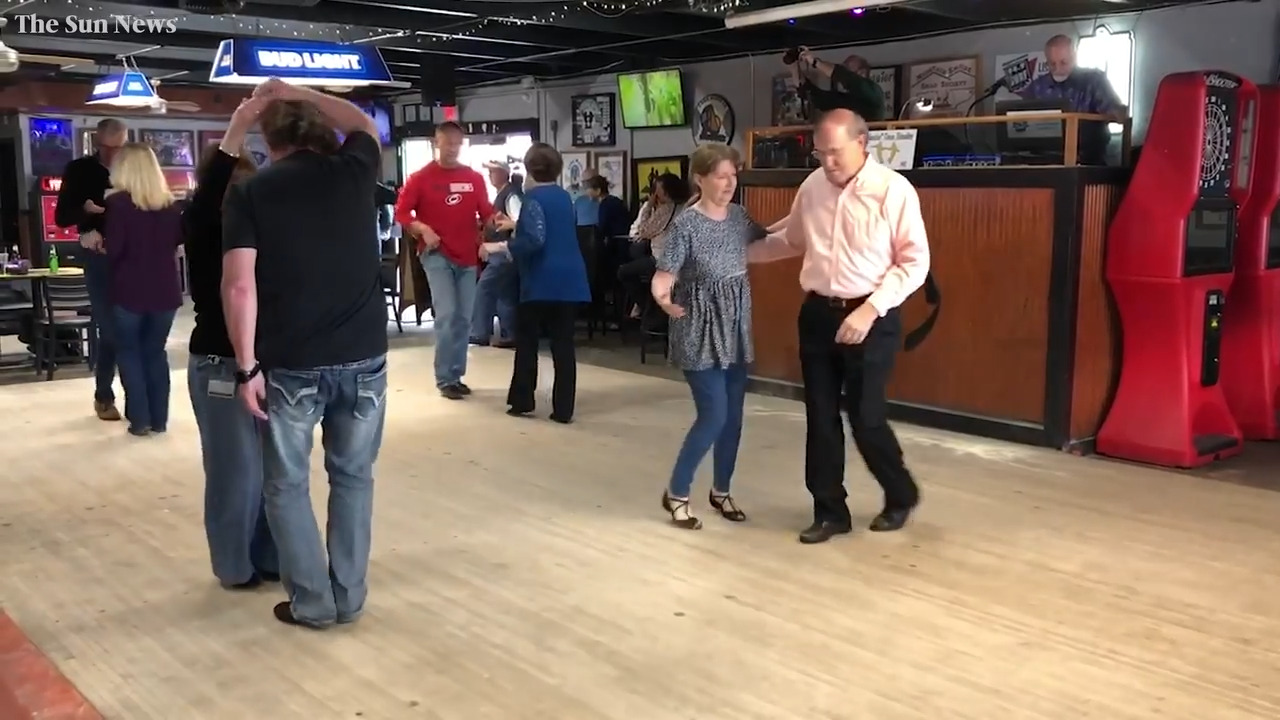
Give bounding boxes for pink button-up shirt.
[757,157,930,316]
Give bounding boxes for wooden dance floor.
[1,342,1279,719]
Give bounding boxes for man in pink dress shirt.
[752,108,931,544]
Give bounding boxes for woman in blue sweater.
[484,143,591,423]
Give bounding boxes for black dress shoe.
[272,601,330,630]
[869,506,914,532]
[455,382,473,395]
[440,385,466,400]
[549,413,572,424]
[798,520,852,544]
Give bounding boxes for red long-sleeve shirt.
[395,161,495,267]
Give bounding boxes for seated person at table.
[101,143,184,436]
[482,143,591,423]
[587,174,632,279]
[1017,34,1127,164]
[619,173,690,319]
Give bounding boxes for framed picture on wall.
[560,151,590,194]
[632,155,689,207]
[692,94,735,145]
[592,150,626,201]
[905,56,980,117]
[868,65,902,118]
[139,128,196,167]
[570,93,616,147]
[197,130,226,158]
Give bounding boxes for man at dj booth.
[1015,34,1129,163]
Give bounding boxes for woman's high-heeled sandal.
[662,490,702,530]
[709,492,746,522]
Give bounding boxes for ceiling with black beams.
[0,0,1225,93]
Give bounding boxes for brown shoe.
[94,401,121,421]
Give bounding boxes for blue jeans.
[112,307,176,431]
[83,252,117,403]
[188,355,277,586]
[263,354,388,626]
[421,251,477,387]
[470,254,518,343]
[669,363,749,498]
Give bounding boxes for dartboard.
[1200,95,1232,192]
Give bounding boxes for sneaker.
[94,400,121,421]
[440,384,466,400]
[455,382,472,395]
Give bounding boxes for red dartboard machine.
[1097,71,1258,468]
[1221,84,1280,439]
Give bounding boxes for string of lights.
[0,0,753,47]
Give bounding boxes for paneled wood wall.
[744,184,1058,425]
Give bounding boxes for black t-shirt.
[184,149,238,357]
[222,131,387,370]
[801,64,887,121]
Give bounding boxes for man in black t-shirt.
[222,78,387,631]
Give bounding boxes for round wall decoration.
[693,94,735,146]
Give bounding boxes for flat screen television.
[617,69,687,128]
[351,100,393,145]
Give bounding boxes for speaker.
[419,59,457,107]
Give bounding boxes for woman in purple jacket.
[102,143,184,436]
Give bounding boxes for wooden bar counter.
[741,115,1132,451]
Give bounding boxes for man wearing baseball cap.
[471,159,523,348]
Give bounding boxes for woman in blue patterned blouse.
[650,143,784,529]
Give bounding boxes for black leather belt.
[806,291,868,309]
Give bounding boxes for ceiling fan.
[146,78,202,114]
[0,18,95,72]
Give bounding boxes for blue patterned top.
[657,205,766,371]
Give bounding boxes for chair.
[380,252,403,334]
[34,276,93,381]
[637,289,669,365]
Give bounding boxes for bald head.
[813,109,868,186]
[841,54,870,76]
[817,109,868,142]
[1045,34,1076,81]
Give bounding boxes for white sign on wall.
[994,52,1048,102]
[867,129,918,170]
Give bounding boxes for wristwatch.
[234,363,261,385]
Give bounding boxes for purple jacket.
[103,192,184,313]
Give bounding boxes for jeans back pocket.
[353,359,388,422]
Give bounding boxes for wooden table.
[0,267,85,280]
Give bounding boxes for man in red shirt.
[395,121,496,399]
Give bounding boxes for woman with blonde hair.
[184,97,279,590]
[102,142,184,436]
[651,143,784,529]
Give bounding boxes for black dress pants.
[508,300,578,420]
[798,293,919,523]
